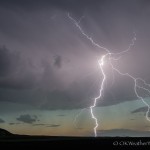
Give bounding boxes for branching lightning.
[73,108,87,129]
[68,13,150,137]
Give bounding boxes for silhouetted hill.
[0,128,13,137]
[0,128,150,148]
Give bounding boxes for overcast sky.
[0,0,150,136]
[0,0,150,110]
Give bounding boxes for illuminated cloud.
[0,0,150,110]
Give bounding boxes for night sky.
[0,0,150,136]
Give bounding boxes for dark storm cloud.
[46,124,60,128]
[0,0,102,13]
[145,126,150,128]
[9,123,15,125]
[0,0,150,110]
[53,55,62,68]
[0,46,39,89]
[0,46,13,77]
[131,106,150,117]
[32,123,60,127]
[76,127,83,130]
[57,114,66,117]
[131,107,147,114]
[0,46,20,77]
[41,82,97,110]
[32,123,46,126]
[16,114,38,124]
[0,118,5,123]
[9,123,20,125]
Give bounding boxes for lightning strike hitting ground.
[68,13,150,137]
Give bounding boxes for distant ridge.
[98,129,150,137]
[0,128,12,137]
[0,128,150,147]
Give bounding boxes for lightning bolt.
[90,54,109,137]
[73,108,87,129]
[67,13,150,137]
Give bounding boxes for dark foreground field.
[0,128,150,148]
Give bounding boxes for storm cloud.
[53,55,62,68]
[0,0,150,110]
[9,123,20,125]
[32,123,46,126]
[131,107,147,114]
[46,124,61,128]
[16,114,38,124]
[0,118,5,123]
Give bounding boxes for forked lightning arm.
[67,13,150,137]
